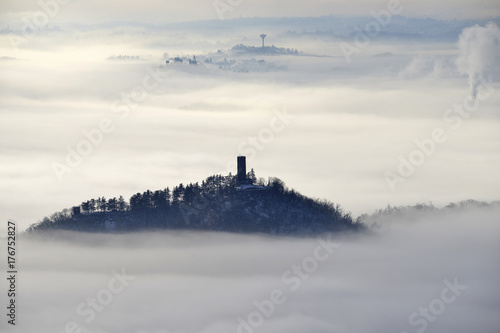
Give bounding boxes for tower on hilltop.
[237,156,247,185]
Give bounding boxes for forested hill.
[27,172,362,235]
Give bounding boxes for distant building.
[165,55,198,65]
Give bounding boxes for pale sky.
[0,0,499,25]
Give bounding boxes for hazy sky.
[1,0,499,24]
[1,1,500,233]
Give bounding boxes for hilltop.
[26,170,361,235]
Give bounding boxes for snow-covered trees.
[27,172,362,234]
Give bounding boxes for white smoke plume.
[457,23,500,100]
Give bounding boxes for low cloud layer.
[2,206,499,333]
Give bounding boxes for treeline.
[357,199,500,227]
[231,44,301,55]
[71,172,256,214]
[78,196,128,214]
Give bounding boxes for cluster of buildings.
[165,55,198,65]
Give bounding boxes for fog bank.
[2,207,499,333]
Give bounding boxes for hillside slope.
[27,174,362,235]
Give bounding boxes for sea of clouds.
[1,205,499,333]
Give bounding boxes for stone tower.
[237,156,247,185]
